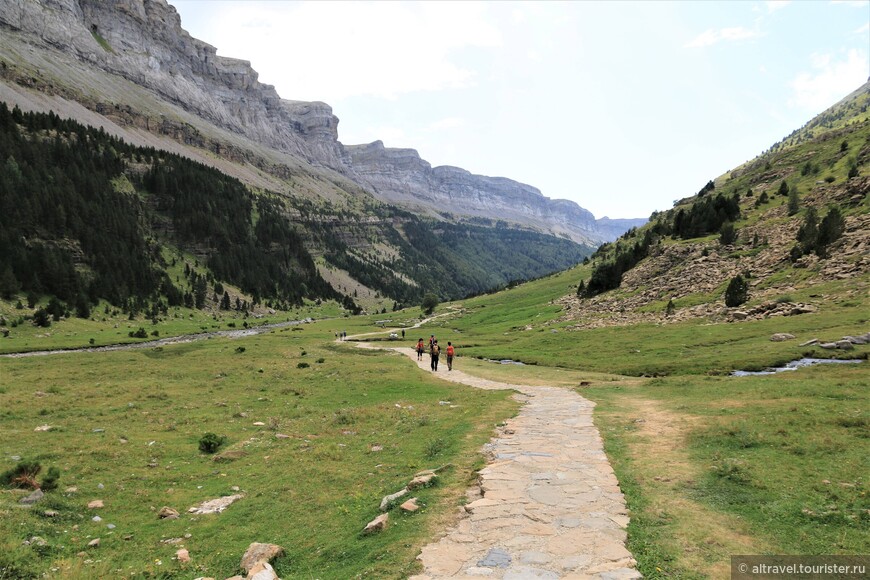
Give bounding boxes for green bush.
[724,275,749,307]
[1,461,42,489]
[198,432,226,454]
[40,467,61,491]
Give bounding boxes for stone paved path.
[356,340,641,580]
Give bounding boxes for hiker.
[446,341,455,371]
[416,338,425,361]
[401,329,405,339]
[428,335,435,350]
[430,340,440,371]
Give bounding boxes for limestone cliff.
[0,0,641,245]
[346,141,642,244]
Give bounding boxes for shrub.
[724,275,749,307]
[719,222,737,246]
[128,327,148,338]
[297,362,310,369]
[198,432,226,454]
[421,292,439,315]
[1,461,42,489]
[40,467,61,492]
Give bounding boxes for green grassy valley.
[1,70,868,580]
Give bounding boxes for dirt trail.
[352,333,640,579]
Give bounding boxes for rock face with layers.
[347,141,645,244]
[0,0,350,168]
[0,0,643,245]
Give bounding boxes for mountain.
[0,0,640,248]
[0,0,614,312]
[561,81,869,329]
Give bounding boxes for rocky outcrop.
[346,141,642,244]
[0,0,350,168]
[0,0,640,246]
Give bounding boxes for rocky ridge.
[552,177,870,329]
[0,0,640,245]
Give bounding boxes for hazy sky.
[169,1,869,219]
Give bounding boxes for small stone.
[24,536,48,547]
[362,513,389,534]
[408,472,437,490]
[87,500,104,509]
[43,510,59,517]
[253,421,265,426]
[97,483,104,489]
[20,490,44,505]
[370,445,383,452]
[835,340,854,350]
[231,486,240,492]
[176,548,190,563]
[248,562,279,580]
[240,542,284,573]
[275,433,290,439]
[732,311,748,320]
[799,338,819,346]
[92,516,102,522]
[158,506,180,520]
[34,425,53,432]
[65,486,78,493]
[87,538,100,548]
[92,428,105,433]
[400,498,420,512]
[379,489,408,511]
[107,524,116,529]
[770,333,795,342]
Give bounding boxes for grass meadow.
[1,263,868,578]
[0,321,517,578]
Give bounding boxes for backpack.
[432,344,440,355]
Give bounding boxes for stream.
[0,319,312,358]
[731,357,864,376]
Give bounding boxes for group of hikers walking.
[416,335,454,371]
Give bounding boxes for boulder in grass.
[400,498,420,512]
[87,499,104,509]
[176,548,190,563]
[363,513,389,535]
[407,471,437,490]
[379,489,408,511]
[248,561,279,580]
[158,506,180,520]
[240,542,284,574]
[770,333,795,342]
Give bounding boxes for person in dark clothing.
[430,340,440,371]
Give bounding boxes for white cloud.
[427,117,465,131]
[766,1,791,13]
[830,1,869,6]
[855,22,870,34]
[200,1,503,101]
[789,49,869,111]
[685,26,761,48]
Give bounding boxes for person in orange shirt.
[416,338,425,361]
[446,341,455,371]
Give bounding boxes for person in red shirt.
[416,338,425,361]
[446,341,455,371]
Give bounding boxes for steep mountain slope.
[0,0,639,247]
[559,81,870,329]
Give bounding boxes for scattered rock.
[43,509,59,517]
[240,542,284,573]
[231,486,240,492]
[176,548,190,563]
[379,489,408,511]
[158,506,180,520]
[87,500,104,509]
[65,486,78,493]
[732,311,748,320]
[20,490,44,505]
[770,333,795,342]
[407,471,437,490]
[370,445,383,452]
[188,493,244,514]
[843,332,870,345]
[87,538,100,548]
[248,561,279,580]
[835,340,855,350]
[253,421,265,426]
[799,338,819,346]
[275,433,290,439]
[92,516,102,522]
[23,536,48,547]
[818,342,838,349]
[362,513,389,534]
[34,425,53,432]
[400,498,420,512]
[161,537,183,544]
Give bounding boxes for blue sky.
[170,1,869,219]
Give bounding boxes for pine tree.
[724,275,749,307]
[787,188,800,216]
